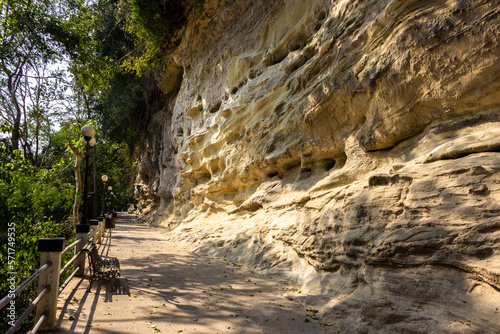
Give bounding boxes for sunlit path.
[50,213,331,333]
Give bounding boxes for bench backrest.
[87,245,103,270]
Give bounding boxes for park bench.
[82,243,120,291]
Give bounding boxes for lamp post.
[81,125,96,225]
[101,175,108,216]
[107,186,112,214]
[110,191,115,215]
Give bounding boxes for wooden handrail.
[62,238,83,255]
[0,220,110,332]
[0,263,50,309]
[5,287,48,334]
[30,312,47,334]
[59,267,80,294]
[60,250,83,275]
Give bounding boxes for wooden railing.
[0,215,111,333]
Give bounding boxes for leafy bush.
[123,0,206,75]
[0,136,75,332]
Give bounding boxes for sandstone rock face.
[134,0,500,331]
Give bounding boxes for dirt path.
[53,213,333,334]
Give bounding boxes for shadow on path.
[52,212,332,333]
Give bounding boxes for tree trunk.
[93,145,98,218]
[69,143,83,229]
[7,74,22,151]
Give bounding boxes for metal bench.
[82,243,120,291]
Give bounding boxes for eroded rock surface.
[134,0,500,332]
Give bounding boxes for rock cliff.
[134,0,500,332]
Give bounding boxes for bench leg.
[87,278,95,292]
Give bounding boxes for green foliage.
[123,0,180,75]
[0,135,75,333]
[65,0,133,91]
[0,0,61,63]
[0,0,71,154]
[63,0,206,158]
[0,139,75,234]
[0,1,150,330]
[0,116,134,332]
[55,118,135,212]
[0,216,65,333]
[122,0,206,75]
[94,139,136,210]
[0,0,211,326]
[98,71,152,151]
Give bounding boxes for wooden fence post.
[89,219,99,243]
[74,224,89,277]
[105,214,111,229]
[35,238,65,331]
[97,216,104,244]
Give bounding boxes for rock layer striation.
[134,0,500,332]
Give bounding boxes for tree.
[0,0,77,163]
[0,1,142,330]
[0,124,75,333]
[0,0,55,150]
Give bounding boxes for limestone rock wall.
[134,0,500,331]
